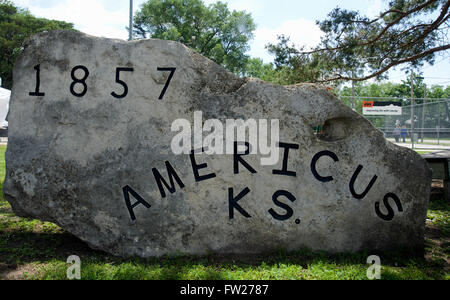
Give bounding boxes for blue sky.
[12,0,450,87]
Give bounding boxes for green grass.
[428,198,450,237]
[0,144,448,280]
[416,151,433,155]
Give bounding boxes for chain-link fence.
[340,96,450,148]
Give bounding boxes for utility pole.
[351,72,355,110]
[421,83,426,143]
[410,72,415,149]
[129,0,133,41]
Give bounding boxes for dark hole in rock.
[316,117,354,142]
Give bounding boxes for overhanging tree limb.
[302,0,443,55]
[314,43,450,83]
[267,0,450,84]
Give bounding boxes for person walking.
[401,125,409,143]
[393,125,401,143]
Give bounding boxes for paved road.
[416,139,450,144]
[386,138,450,151]
[388,141,450,150]
[387,138,450,144]
[396,143,450,150]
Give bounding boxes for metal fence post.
[421,85,426,143]
[438,103,441,145]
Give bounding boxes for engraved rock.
[4,31,431,257]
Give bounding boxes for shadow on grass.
[1,181,448,279]
[1,196,448,279]
[1,226,445,280]
[0,231,97,263]
[429,197,450,212]
[0,207,12,215]
[0,228,237,279]
[1,194,448,279]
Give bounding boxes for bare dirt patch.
[0,263,38,280]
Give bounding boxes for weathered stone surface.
[4,31,431,257]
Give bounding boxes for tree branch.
[313,43,450,83]
[301,0,442,55]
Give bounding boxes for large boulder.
[4,31,431,257]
